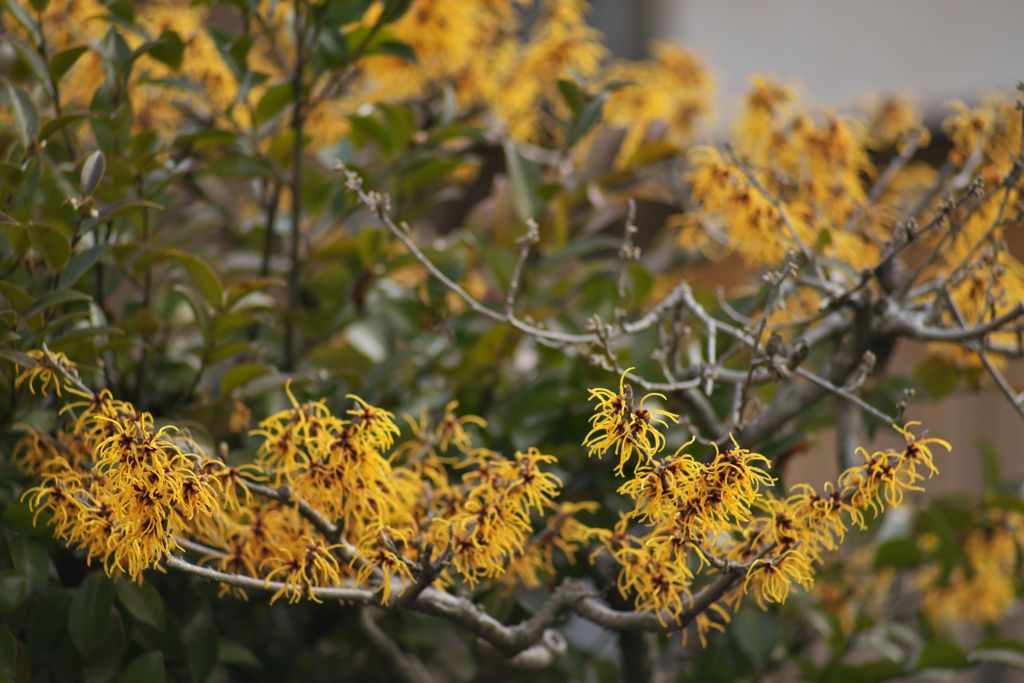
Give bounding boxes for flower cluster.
[915,508,1024,625]
[15,358,951,649]
[681,76,1024,369]
[585,372,950,642]
[21,383,223,581]
[14,354,590,606]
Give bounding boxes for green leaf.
[80,149,106,199]
[87,200,162,230]
[114,580,165,630]
[27,223,70,270]
[917,638,969,670]
[58,243,111,288]
[319,0,374,25]
[173,284,212,345]
[218,639,260,668]
[181,605,217,683]
[40,111,91,141]
[372,39,417,63]
[49,45,90,82]
[254,82,293,125]
[3,79,39,149]
[67,572,114,656]
[731,609,778,671]
[1,0,40,44]
[556,78,585,116]
[0,281,33,312]
[0,349,35,368]
[820,658,905,683]
[82,611,125,683]
[117,652,164,683]
[379,0,413,23]
[27,587,72,652]
[143,29,184,70]
[220,362,271,397]
[0,571,28,614]
[5,35,50,86]
[502,141,541,222]
[0,626,15,674]
[23,288,90,319]
[969,639,1024,670]
[874,538,924,569]
[9,537,50,593]
[171,251,223,307]
[566,90,607,148]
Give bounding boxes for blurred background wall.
[595,0,1024,118]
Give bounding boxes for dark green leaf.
[917,638,969,670]
[566,90,607,148]
[874,538,924,569]
[173,284,212,345]
[49,45,90,82]
[82,611,125,683]
[169,251,223,307]
[218,639,260,668]
[731,609,778,671]
[820,658,905,683]
[67,572,114,656]
[1,0,40,44]
[220,362,271,397]
[372,39,417,63]
[0,349,35,368]
[58,243,111,288]
[27,587,72,651]
[143,29,184,70]
[503,141,541,222]
[0,626,14,674]
[117,652,164,683]
[9,537,50,592]
[5,35,50,85]
[319,0,373,26]
[557,79,585,116]
[181,605,217,683]
[969,638,1024,670]
[254,82,293,125]
[27,223,71,270]
[40,111,91,141]
[94,199,162,223]
[0,282,33,312]
[3,79,39,149]
[0,571,28,614]
[379,0,413,23]
[23,288,90,319]
[114,580,164,630]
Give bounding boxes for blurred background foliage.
[0,0,1021,681]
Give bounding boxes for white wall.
[653,0,1024,119]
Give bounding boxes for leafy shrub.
[0,1,1022,681]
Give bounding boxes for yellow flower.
[14,350,76,397]
[892,421,950,482]
[263,536,345,604]
[583,369,678,476]
[436,400,487,453]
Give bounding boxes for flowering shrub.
[0,1,1022,681]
